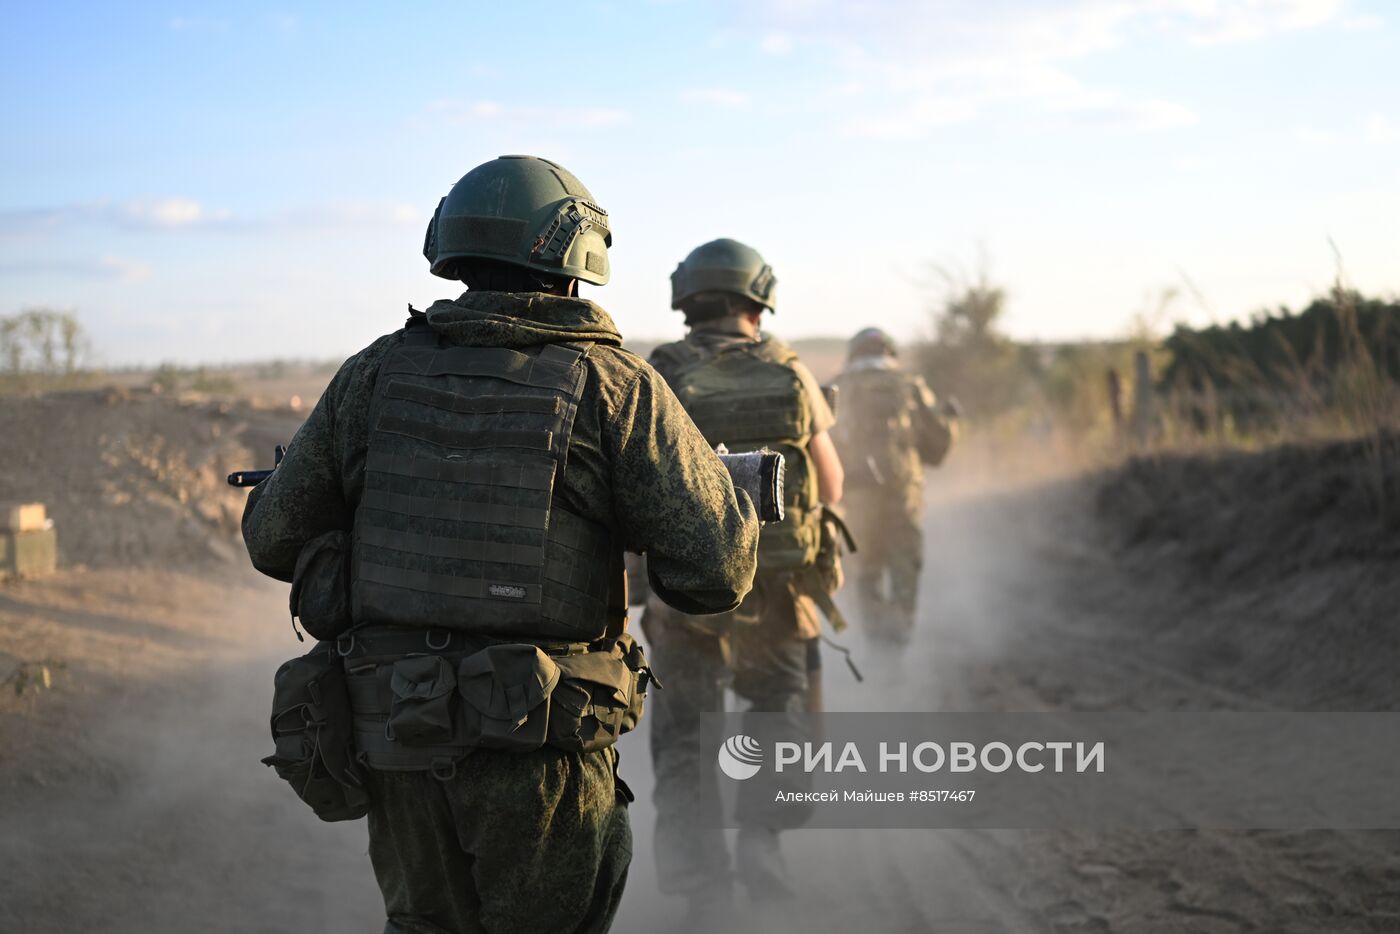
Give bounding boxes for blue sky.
[2,0,1396,365]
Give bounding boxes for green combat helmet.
[671,238,777,311]
[849,326,897,359]
[423,155,612,285]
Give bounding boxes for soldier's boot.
[681,879,737,933]
[889,601,916,648]
[889,549,922,647]
[735,827,795,901]
[856,571,896,643]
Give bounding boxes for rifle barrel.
[227,469,275,488]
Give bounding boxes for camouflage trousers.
[642,575,816,896]
[841,486,924,646]
[365,746,632,934]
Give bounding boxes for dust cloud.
[5,396,1399,932]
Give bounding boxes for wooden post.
[1131,351,1157,446]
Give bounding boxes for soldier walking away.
[240,156,760,934]
[642,238,846,928]
[831,327,956,649]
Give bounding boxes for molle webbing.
[352,328,614,641]
[838,368,920,489]
[684,392,806,446]
[662,337,822,571]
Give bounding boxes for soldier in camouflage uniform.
[641,239,844,926]
[242,157,760,934]
[831,327,955,647]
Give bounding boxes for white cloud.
[740,0,1344,140]
[1054,92,1199,131]
[681,87,751,108]
[1339,13,1383,30]
[1365,113,1400,143]
[1294,125,1339,145]
[0,198,419,237]
[0,198,230,234]
[760,31,793,55]
[0,255,152,281]
[98,256,154,282]
[841,97,978,140]
[122,198,218,228]
[1183,0,1345,44]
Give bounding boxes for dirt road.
[3,437,1398,932]
[622,440,1400,933]
[0,569,381,933]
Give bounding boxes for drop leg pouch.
[262,641,370,822]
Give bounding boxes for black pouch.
[550,634,655,753]
[618,634,657,733]
[261,642,369,822]
[457,644,560,752]
[387,655,457,745]
[288,530,353,640]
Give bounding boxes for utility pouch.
[261,642,369,822]
[787,508,859,636]
[549,634,654,753]
[457,644,560,752]
[288,530,353,640]
[618,633,656,733]
[816,507,858,596]
[387,655,457,745]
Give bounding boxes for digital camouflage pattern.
[644,319,830,907]
[367,749,631,934]
[243,291,759,615]
[243,290,760,934]
[832,353,954,645]
[651,332,823,573]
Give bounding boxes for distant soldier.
[643,239,845,924]
[242,156,760,934]
[832,327,955,647]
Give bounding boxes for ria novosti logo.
[717,734,764,780]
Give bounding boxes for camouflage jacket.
[242,291,760,616]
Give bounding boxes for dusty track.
[2,430,1398,932]
[0,569,380,933]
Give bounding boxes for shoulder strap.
[752,335,800,366]
[650,339,706,368]
[649,339,708,387]
[400,312,441,348]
